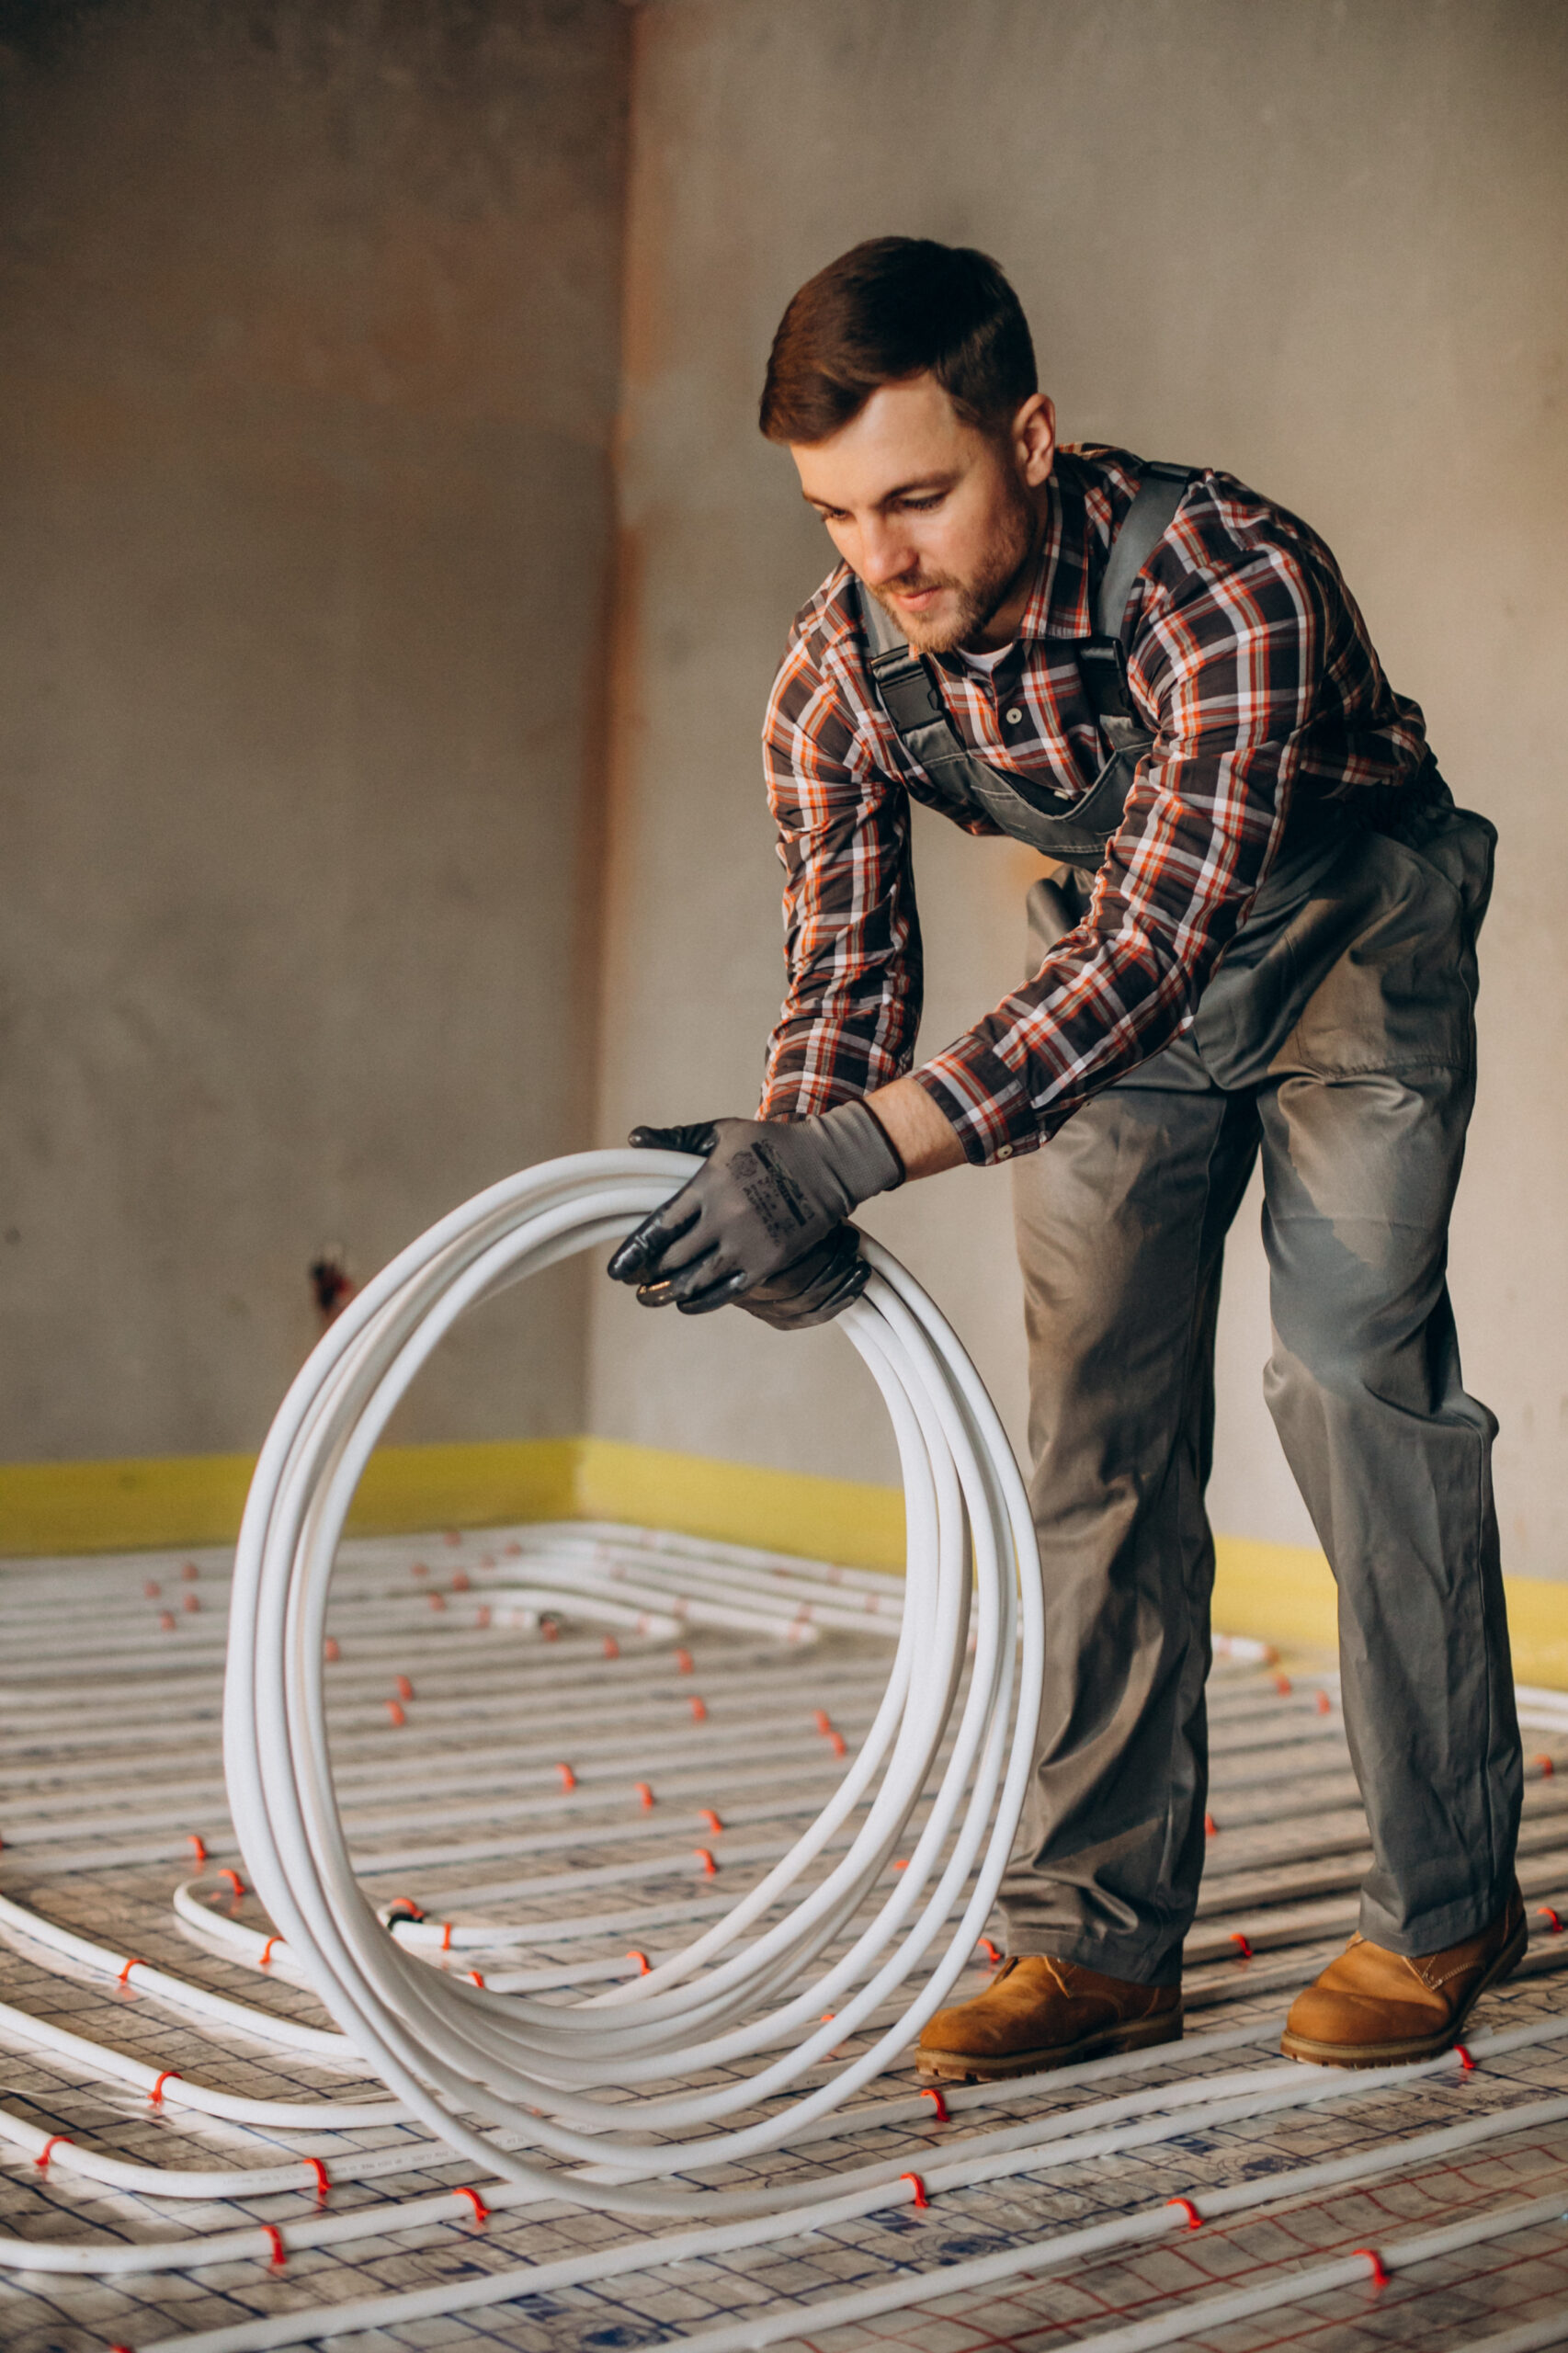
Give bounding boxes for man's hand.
[608,1105,904,1323]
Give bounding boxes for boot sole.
[1280,1913,1529,2071]
[916,2004,1183,2085]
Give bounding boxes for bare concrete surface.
[0,0,630,1461]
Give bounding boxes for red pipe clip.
[441,1922,454,1952]
[182,1592,200,1614]
[1166,2197,1203,2230]
[627,1949,652,1974]
[394,1674,415,1701]
[1454,2043,1476,2072]
[977,1937,1002,1965]
[468,1969,486,1988]
[385,1700,406,1728]
[921,2087,949,2123]
[455,2184,489,2226]
[181,1562,199,1583]
[695,1847,719,1876]
[634,1781,655,1810]
[1231,1932,1253,1961]
[263,2223,287,2268]
[828,1731,847,1757]
[1539,1905,1563,1935]
[1536,1754,1556,1777]
[676,1648,694,1674]
[689,1696,708,1722]
[813,1709,833,1734]
[35,2135,73,2171]
[1274,1673,1292,1695]
[187,1834,208,1866]
[699,1808,723,1835]
[117,1957,144,1986]
[324,1636,341,1663]
[305,2155,330,2203]
[144,1579,161,1598]
[149,2070,181,2108]
[387,1898,426,1925]
[475,1605,492,1630]
[900,2171,930,2210]
[218,1869,247,1899]
[159,1610,176,1632]
[1204,1813,1219,1836]
[428,1591,448,1613]
[1355,2246,1390,2289]
[1315,1690,1331,1714]
[538,1614,556,1637]
[260,1937,281,1967]
[451,1569,472,1593]
[603,1635,620,1660]
[556,1762,577,1791]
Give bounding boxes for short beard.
[869,472,1038,655]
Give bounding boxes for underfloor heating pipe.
[222,1150,1048,2213]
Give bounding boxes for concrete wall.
[0,1,629,1458]
[590,0,1568,1570]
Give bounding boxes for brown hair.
[759,237,1036,446]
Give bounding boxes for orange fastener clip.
[603,1635,619,1659]
[181,1561,199,1583]
[1167,2196,1203,2230]
[977,1937,1002,1964]
[539,1616,556,1638]
[305,2156,329,2203]
[118,1957,144,1985]
[218,1868,246,1899]
[428,1591,447,1613]
[814,1709,833,1734]
[469,1969,486,1988]
[1455,2043,1476,2072]
[676,1648,694,1674]
[1231,1933,1253,1961]
[187,1834,208,1866]
[386,1699,406,1727]
[556,1763,576,1791]
[1275,1674,1292,1695]
[695,1847,719,1876]
[1536,1754,1556,1777]
[182,1592,200,1614]
[634,1781,655,1810]
[35,2135,73,2170]
[264,2224,287,2268]
[699,1808,723,1835]
[892,1859,909,1871]
[159,1610,176,1632]
[900,2171,930,2209]
[455,2184,489,2226]
[627,1949,652,1974]
[441,1922,454,1952]
[1539,1906,1563,1935]
[1204,1813,1219,1836]
[149,2070,181,2108]
[689,1696,708,1722]
[260,1937,281,1967]
[324,1636,341,1663]
[451,1569,472,1593]
[828,1731,847,1756]
[144,1579,161,1598]
[1356,2246,1390,2289]
[921,2087,949,2123]
[394,1674,415,1701]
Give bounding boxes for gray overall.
[858,471,1521,1982]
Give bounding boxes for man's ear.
[1012,392,1056,488]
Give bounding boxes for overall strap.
[855,460,1196,868]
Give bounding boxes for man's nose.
[857,520,917,588]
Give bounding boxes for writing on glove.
[607,1106,904,1327]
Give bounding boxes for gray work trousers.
[1000,785,1522,1984]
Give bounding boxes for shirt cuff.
[911,1043,1045,1166]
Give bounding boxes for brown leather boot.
[916,1955,1182,2083]
[1281,1881,1528,2068]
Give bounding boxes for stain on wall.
[0,0,631,1456]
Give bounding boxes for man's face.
[791,374,1055,654]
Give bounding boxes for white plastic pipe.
[222,1150,1045,2214]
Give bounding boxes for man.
[608,238,1524,2077]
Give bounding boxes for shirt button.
[996,1143,1014,1161]
[1005,707,1024,724]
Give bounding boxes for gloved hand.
[608,1105,904,1324]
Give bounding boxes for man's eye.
[899,494,945,512]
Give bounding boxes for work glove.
[608,1106,904,1325]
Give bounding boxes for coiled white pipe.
[222,1149,1044,2214]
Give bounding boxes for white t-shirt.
[956,642,1016,676]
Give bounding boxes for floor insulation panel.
[3,1527,1567,2353]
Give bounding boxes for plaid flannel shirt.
[758,447,1430,1165]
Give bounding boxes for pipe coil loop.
[223,1150,1043,2215]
